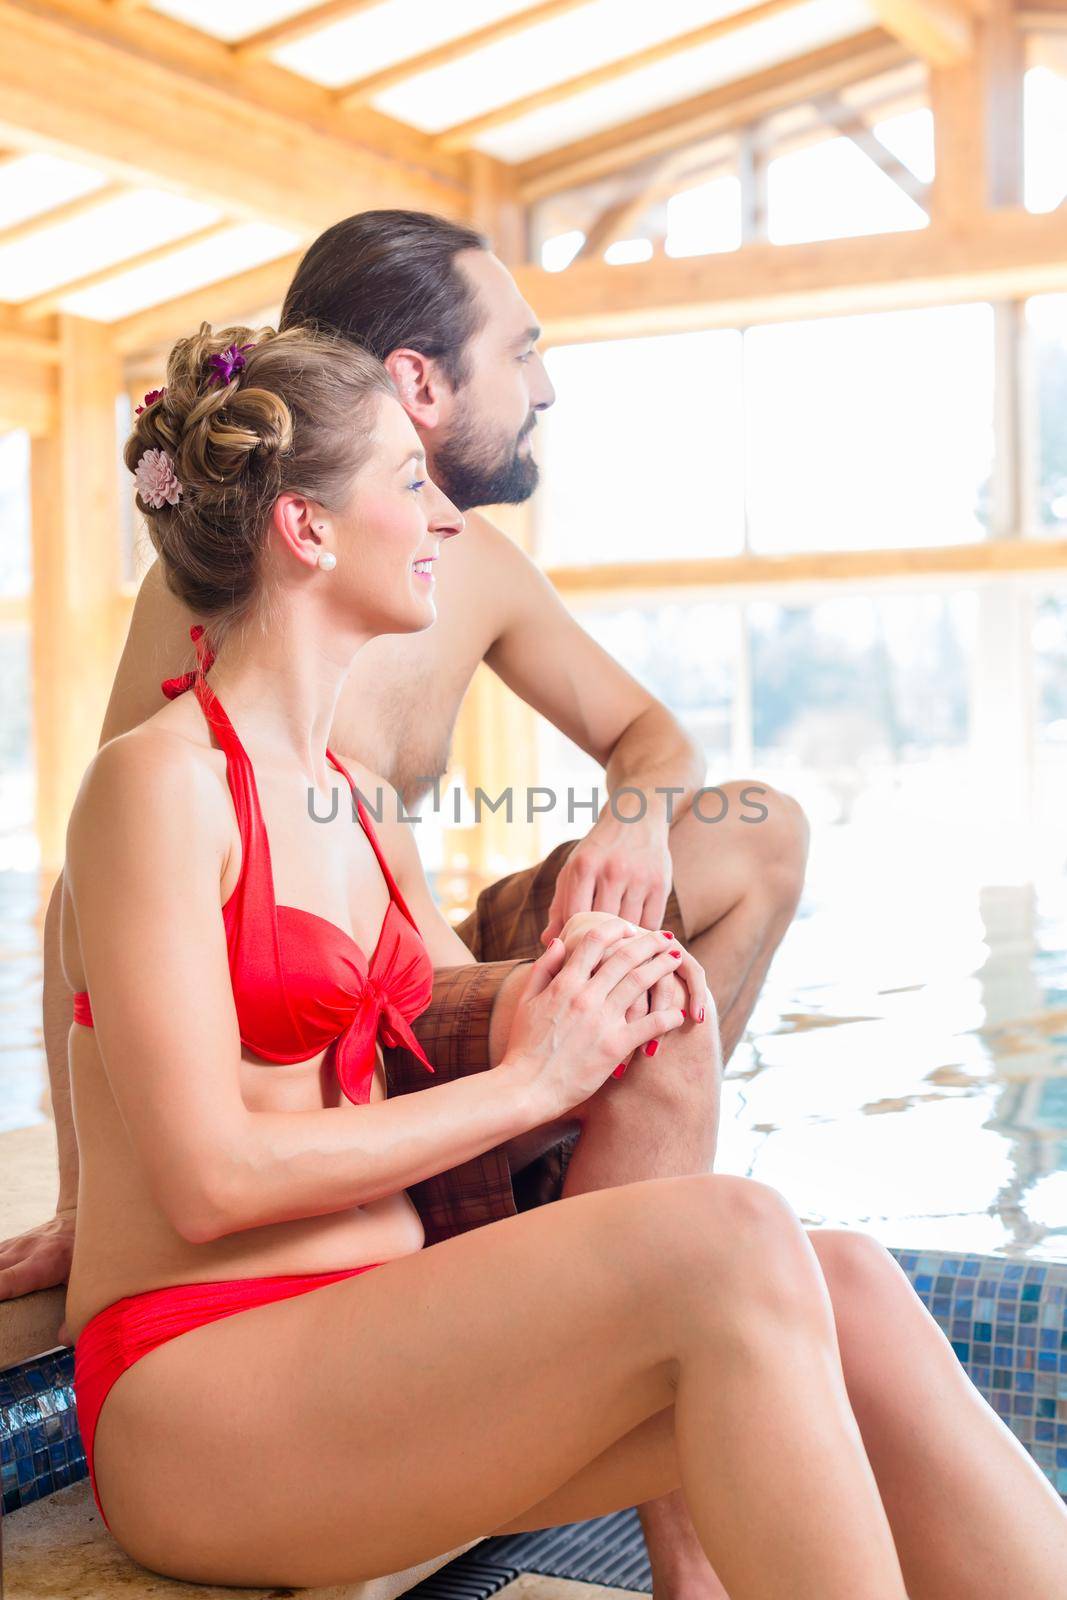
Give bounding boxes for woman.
[61,324,1066,1598]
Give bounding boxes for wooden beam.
[437,0,811,153]
[17,219,237,322]
[574,146,700,260]
[517,31,911,199]
[466,152,528,265]
[0,307,61,364]
[516,208,1067,341]
[0,0,466,233]
[336,0,595,108]
[547,540,1067,598]
[112,252,304,358]
[929,0,1023,224]
[30,316,123,872]
[867,0,974,64]
[0,180,128,249]
[0,350,56,433]
[234,0,385,61]
[812,94,929,205]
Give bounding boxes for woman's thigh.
[95,1173,725,1590]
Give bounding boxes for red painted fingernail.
[613,1062,627,1077]
[660,929,673,938]
[644,1040,659,1056]
[698,1008,705,1022]
[680,1009,687,1018]
[670,949,681,959]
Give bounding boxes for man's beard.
[432,405,539,512]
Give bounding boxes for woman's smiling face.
[331,394,464,635]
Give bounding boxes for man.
[3,212,808,1600]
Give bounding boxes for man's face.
[429,250,556,512]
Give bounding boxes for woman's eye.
[409,479,426,493]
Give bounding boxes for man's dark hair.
[280,210,490,388]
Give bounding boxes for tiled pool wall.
[3,1249,1066,1518]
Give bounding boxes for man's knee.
[722,779,809,901]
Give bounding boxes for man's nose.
[531,352,556,411]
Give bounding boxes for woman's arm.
[65,735,553,1246]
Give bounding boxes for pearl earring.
[317,550,337,571]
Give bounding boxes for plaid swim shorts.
[383,838,687,1247]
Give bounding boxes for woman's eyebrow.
[398,449,427,470]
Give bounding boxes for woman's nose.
[430,488,464,538]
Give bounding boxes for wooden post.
[930,0,1024,227]
[30,316,122,872]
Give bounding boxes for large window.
[541,303,996,566]
[1026,294,1067,537]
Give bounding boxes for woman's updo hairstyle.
[124,321,397,648]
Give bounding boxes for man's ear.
[385,348,446,428]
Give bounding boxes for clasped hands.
[549,910,708,1078]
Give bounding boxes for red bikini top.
[72,625,436,1107]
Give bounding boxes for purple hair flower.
[207,341,255,387]
[135,386,166,416]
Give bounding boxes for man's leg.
[666,780,809,1063]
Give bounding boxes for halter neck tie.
[162,624,216,700]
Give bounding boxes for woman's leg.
[495,1230,1067,1599]
[93,1174,907,1599]
[809,1229,1067,1599]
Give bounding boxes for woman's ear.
[384,348,443,429]
[272,493,323,570]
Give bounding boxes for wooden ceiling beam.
[17,219,236,322]
[515,207,1067,341]
[811,93,929,205]
[0,0,467,232]
[517,30,911,199]
[866,0,974,64]
[335,0,595,108]
[574,149,699,260]
[0,180,128,249]
[234,0,385,61]
[112,251,305,358]
[436,0,810,153]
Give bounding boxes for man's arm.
[472,514,706,936]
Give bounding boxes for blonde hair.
[125,321,396,650]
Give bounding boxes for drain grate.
[412,1511,652,1597]
[404,1560,520,1600]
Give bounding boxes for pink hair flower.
[134,386,166,416]
[134,448,183,509]
[207,341,254,386]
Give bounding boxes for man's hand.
[541,817,675,947]
[0,1208,76,1343]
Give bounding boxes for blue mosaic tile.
[0,1347,84,1514]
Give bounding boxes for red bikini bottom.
[73,1263,385,1531]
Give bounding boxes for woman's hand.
[504,926,688,1119]
[556,910,708,1074]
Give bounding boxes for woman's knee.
[808,1229,923,1338]
[639,1174,832,1330]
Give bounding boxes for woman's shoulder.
[66,716,232,892]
